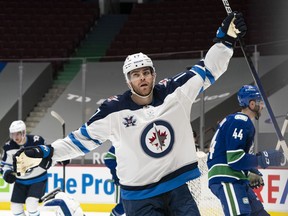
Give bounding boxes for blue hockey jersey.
[207,112,259,186]
[50,43,234,200]
[104,146,119,185]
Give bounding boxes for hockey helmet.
[9,120,26,134]
[122,52,155,82]
[237,85,263,107]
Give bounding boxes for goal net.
[187,152,223,216]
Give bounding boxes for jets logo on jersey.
[123,116,136,127]
[141,120,174,158]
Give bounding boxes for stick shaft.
[221,0,288,162]
[50,110,67,192]
[221,0,284,141]
[276,113,288,150]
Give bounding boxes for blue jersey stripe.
[121,168,200,200]
[68,133,90,154]
[206,68,215,84]
[191,65,206,81]
[80,125,101,145]
[16,173,48,185]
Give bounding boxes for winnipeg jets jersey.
[1,135,48,184]
[51,43,233,200]
[207,112,259,186]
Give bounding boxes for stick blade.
[51,110,65,126]
[276,140,288,166]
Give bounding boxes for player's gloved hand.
[248,168,264,189]
[13,145,54,175]
[110,169,120,185]
[214,12,247,47]
[3,170,16,184]
[256,150,284,168]
[113,176,120,186]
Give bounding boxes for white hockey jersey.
[1,135,48,184]
[51,43,233,200]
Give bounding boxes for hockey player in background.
[1,120,51,216]
[14,12,247,215]
[104,146,125,216]
[207,85,283,216]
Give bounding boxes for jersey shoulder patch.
[234,114,248,121]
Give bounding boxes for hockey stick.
[51,110,65,138]
[276,113,288,165]
[51,110,67,192]
[39,187,61,203]
[221,0,288,162]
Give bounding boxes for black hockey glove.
[214,12,247,47]
[248,168,264,189]
[256,150,284,169]
[3,170,16,184]
[110,169,120,186]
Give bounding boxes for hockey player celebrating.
[14,12,247,215]
[207,85,284,216]
[1,120,52,216]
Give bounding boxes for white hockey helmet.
[9,120,26,134]
[122,52,155,82]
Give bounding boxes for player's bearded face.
[129,67,155,97]
[253,100,264,120]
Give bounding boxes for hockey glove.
[3,170,16,184]
[13,145,54,176]
[214,12,247,47]
[248,168,264,189]
[256,150,284,169]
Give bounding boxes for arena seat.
[104,0,287,60]
[0,0,100,74]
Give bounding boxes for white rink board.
[0,166,287,213]
[0,166,115,204]
[253,169,288,213]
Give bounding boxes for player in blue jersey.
[104,146,125,216]
[14,12,247,215]
[1,120,52,216]
[207,85,284,216]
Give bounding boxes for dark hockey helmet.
[237,85,263,107]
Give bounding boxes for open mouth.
[140,83,148,87]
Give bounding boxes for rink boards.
[0,166,287,214]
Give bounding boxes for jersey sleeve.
[51,102,113,162]
[163,43,234,117]
[203,43,233,89]
[1,143,14,173]
[225,116,258,170]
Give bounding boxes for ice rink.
[0,211,110,216]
